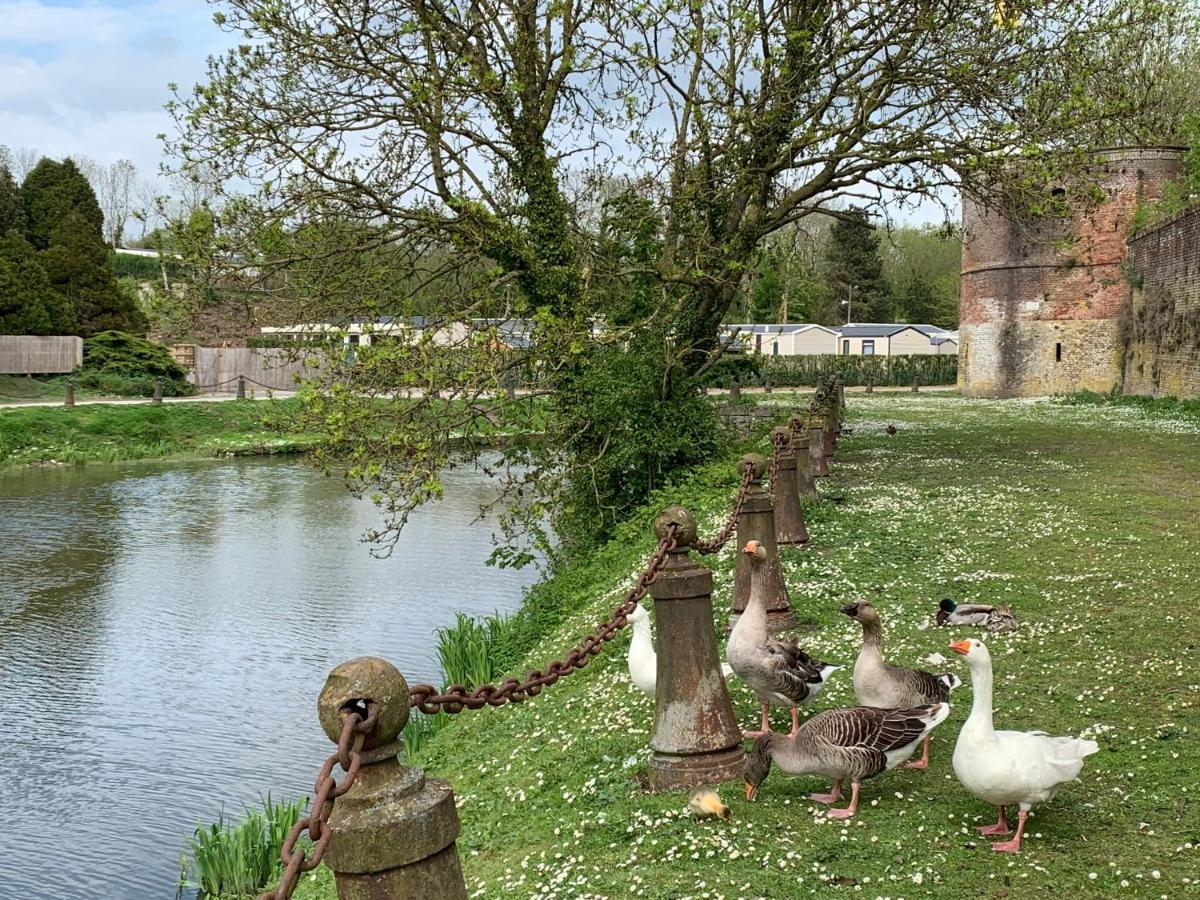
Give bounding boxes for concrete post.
[912,374,920,393]
[788,415,818,500]
[729,375,741,403]
[865,378,874,394]
[821,401,837,459]
[808,423,828,477]
[153,378,163,404]
[731,454,795,632]
[836,377,846,419]
[64,380,75,407]
[236,375,246,400]
[770,428,810,547]
[647,506,745,791]
[319,657,468,900]
[763,375,772,394]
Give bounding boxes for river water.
[0,457,542,899]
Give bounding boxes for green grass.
[273,391,1198,900]
[0,373,79,403]
[0,398,317,467]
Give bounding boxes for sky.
[0,0,957,226]
[0,0,227,179]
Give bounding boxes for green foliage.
[20,158,104,250]
[879,225,961,328]
[0,229,73,335]
[41,214,146,335]
[824,209,893,322]
[699,352,761,387]
[759,353,957,387]
[552,332,720,554]
[75,331,193,396]
[0,165,25,236]
[109,250,173,281]
[184,794,306,898]
[436,611,507,689]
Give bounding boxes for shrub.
[75,330,195,396]
[758,353,957,387]
[698,352,762,387]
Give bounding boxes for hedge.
[756,353,958,387]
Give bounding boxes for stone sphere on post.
[731,455,795,631]
[654,505,698,547]
[647,506,744,791]
[770,427,809,547]
[318,657,468,899]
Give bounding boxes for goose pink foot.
[809,780,843,804]
[976,806,1011,836]
[990,810,1027,852]
[903,736,931,769]
[744,703,772,739]
[827,781,860,819]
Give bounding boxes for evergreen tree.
[40,214,145,335]
[21,158,104,250]
[0,166,25,236]
[824,208,892,322]
[0,230,70,334]
[898,275,938,325]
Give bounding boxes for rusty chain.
[766,427,789,495]
[259,703,380,900]
[409,528,679,715]
[692,461,756,555]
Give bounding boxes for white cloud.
[0,0,231,179]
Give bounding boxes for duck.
[743,703,951,819]
[937,599,1019,634]
[949,638,1099,853]
[841,601,960,769]
[885,424,898,435]
[727,540,841,737]
[626,601,734,698]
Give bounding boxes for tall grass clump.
[182,794,306,897]
[436,611,507,689]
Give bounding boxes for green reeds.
[182,794,306,897]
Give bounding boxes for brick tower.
[958,147,1184,397]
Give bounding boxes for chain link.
[766,428,789,495]
[693,462,755,555]
[409,528,679,715]
[259,704,380,900]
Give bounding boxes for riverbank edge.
[0,398,318,470]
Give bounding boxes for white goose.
[626,601,734,698]
[950,638,1099,853]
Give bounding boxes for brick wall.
[1124,205,1200,399]
[960,148,1183,397]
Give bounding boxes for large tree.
[40,214,146,335]
[823,209,893,323]
[0,166,25,236]
[172,0,1185,556]
[0,230,73,335]
[21,158,105,250]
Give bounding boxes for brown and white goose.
[727,540,840,737]
[743,703,951,818]
[841,601,960,769]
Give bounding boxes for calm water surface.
[0,457,541,899]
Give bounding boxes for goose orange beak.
[742,542,757,555]
[744,781,758,801]
[949,640,971,657]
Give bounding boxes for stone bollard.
[836,377,846,417]
[153,378,163,404]
[320,657,468,900]
[865,378,874,394]
[763,376,772,394]
[821,402,837,459]
[769,428,810,547]
[64,380,75,407]
[647,506,745,791]
[729,375,741,403]
[808,422,828,477]
[912,374,920,393]
[236,375,246,400]
[731,454,795,632]
[788,415,819,500]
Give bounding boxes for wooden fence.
[186,346,324,392]
[0,336,83,374]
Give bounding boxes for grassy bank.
[271,392,1197,900]
[0,398,316,467]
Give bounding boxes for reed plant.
[182,794,306,897]
[435,611,507,689]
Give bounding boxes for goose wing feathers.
[884,664,955,704]
[759,638,830,704]
[803,706,940,779]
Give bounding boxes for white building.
[723,322,956,356]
